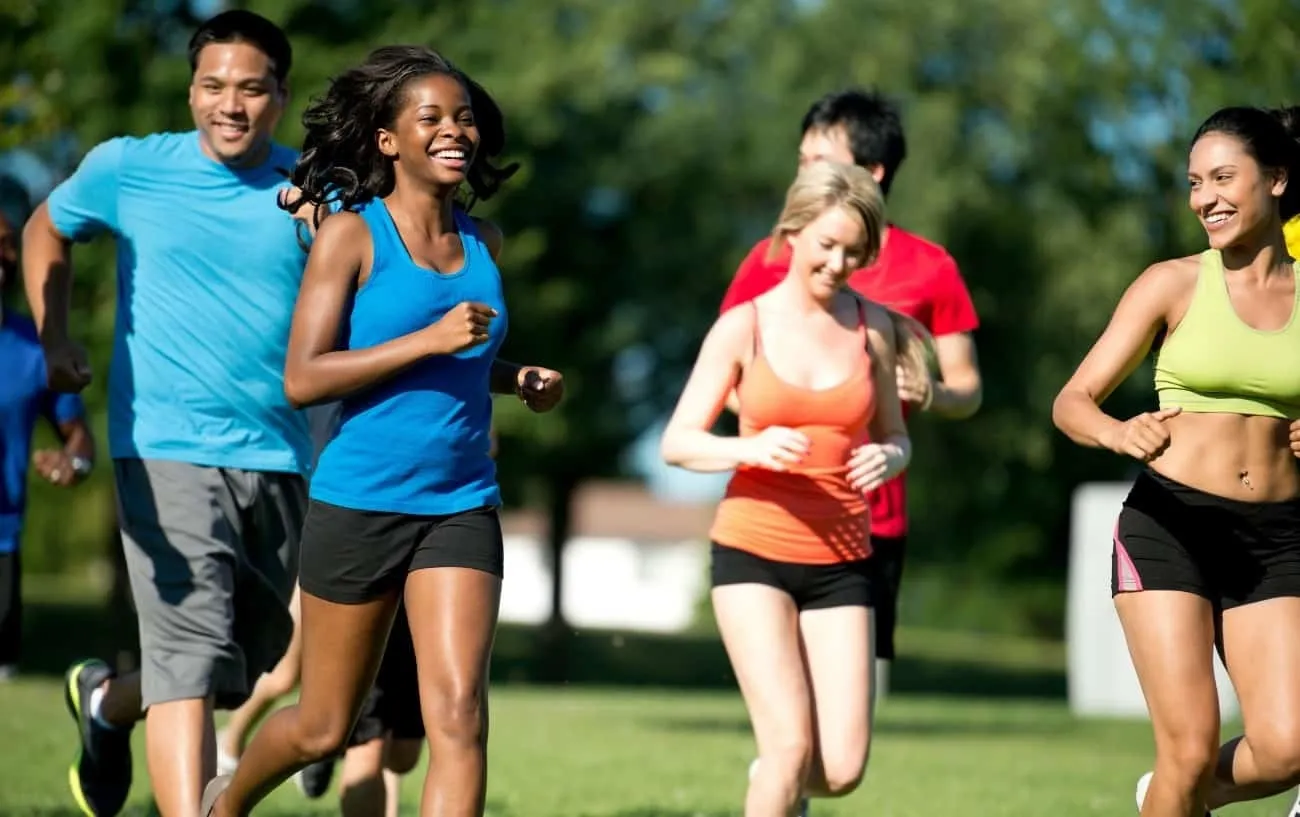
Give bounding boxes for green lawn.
[1,576,1293,815]
[1,675,1295,815]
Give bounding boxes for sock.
[88,685,119,730]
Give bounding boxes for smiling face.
[189,40,285,167]
[1188,130,1287,250]
[787,204,869,301]
[377,72,480,191]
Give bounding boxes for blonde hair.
[766,160,939,403]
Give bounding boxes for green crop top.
[1153,250,1300,420]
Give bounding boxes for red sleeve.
[927,253,980,336]
[719,239,779,315]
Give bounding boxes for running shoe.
[64,659,133,816]
[295,756,336,799]
[1135,771,1211,816]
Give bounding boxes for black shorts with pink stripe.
[1112,468,1300,610]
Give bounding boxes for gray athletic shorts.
[113,457,307,710]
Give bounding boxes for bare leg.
[1204,598,1300,808]
[800,606,873,797]
[340,737,387,817]
[211,589,400,817]
[713,584,811,817]
[147,697,216,817]
[1115,590,1220,817]
[405,567,501,817]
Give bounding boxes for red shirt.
[718,225,979,538]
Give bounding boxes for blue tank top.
[309,198,507,515]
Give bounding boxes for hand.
[846,442,907,493]
[32,449,77,487]
[517,366,564,413]
[743,426,810,471]
[896,363,932,410]
[424,302,498,355]
[1100,408,1181,462]
[1290,419,1300,459]
[43,339,92,393]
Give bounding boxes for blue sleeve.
[40,389,85,427]
[46,138,128,241]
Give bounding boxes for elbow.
[659,430,684,468]
[283,368,313,409]
[1051,388,1081,437]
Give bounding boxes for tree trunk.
[540,473,578,682]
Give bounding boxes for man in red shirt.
[720,88,983,698]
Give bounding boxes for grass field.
[0,578,1294,816]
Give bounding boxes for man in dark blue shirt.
[0,208,96,679]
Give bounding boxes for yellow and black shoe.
[64,659,133,816]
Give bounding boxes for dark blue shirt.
[0,308,85,553]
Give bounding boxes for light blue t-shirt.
[46,131,313,474]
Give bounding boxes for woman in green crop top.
[1054,105,1300,817]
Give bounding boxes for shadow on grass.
[21,596,1064,700]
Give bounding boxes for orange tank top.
[709,301,877,564]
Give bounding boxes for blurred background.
[3,0,1298,814]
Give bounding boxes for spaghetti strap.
[750,300,763,356]
[855,298,869,341]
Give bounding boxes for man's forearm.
[490,359,522,395]
[22,205,75,341]
[928,381,982,419]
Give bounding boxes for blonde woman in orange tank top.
[661,161,932,817]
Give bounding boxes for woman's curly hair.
[281,45,519,230]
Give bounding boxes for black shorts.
[865,535,906,660]
[1113,469,1300,609]
[710,542,873,611]
[349,604,424,746]
[299,501,504,605]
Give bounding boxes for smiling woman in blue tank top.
[202,46,564,817]
[1054,107,1300,817]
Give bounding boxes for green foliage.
[9,0,1300,634]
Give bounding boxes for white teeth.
[1207,213,1233,224]
[434,150,466,159]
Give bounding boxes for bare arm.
[283,212,489,407]
[660,308,756,472]
[475,218,524,396]
[21,203,75,342]
[865,305,912,463]
[929,332,982,419]
[1052,261,1184,448]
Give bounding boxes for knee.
[1153,728,1218,788]
[1247,729,1300,784]
[290,706,354,761]
[820,757,866,797]
[424,687,486,749]
[757,735,815,792]
[384,738,423,775]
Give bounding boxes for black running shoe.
[294,757,336,799]
[64,659,134,816]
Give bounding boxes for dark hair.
[1192,105,1300,220]
[282,45,518,230]
[187,10,292,85]
[801,89,907,195]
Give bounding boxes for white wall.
[498,535,710,633]
[1068,482,1238,719]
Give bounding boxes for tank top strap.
[452,208,487,267]
[357,198,402,271]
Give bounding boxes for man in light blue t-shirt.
[21,11,313,817]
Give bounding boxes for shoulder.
[312,209,371,252]
[883,226,963,277]
[705,297,757,354]
[1128,254,1199,302]
[470,215,504,261]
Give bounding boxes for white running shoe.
[1135,771,1211,815]
[1288,786,1300,817]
